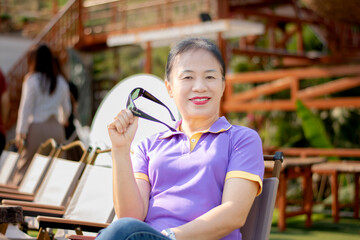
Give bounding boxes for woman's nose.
[192,78,207,92]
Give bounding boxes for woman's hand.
[107,109,138,149]
[15,133,26,150]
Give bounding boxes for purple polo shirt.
[132,117,264,240]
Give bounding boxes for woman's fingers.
[116,111,129,133]
[108,109,134,134]
[108,109,138,149]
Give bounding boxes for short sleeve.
[16,75,37,134]
[131,141,150,182]
[226,127,264,195]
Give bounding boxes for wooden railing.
[81,0,216,46]
[83,0,214,34]
[222,64,360,113]
[263,147,360,159]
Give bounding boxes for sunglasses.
[126,88,177,132]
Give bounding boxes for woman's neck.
[180,115,219,138]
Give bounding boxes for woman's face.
[165,48,225,122]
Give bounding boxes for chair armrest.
[0,184,18,191]
[0,188,23,194]
[37,216,110,233]
[0,192,34,201]
[67,235,96,240]
[2,200,65,218]
[22,206,65,218]
[0,188,33,195]
[2,200,65,210]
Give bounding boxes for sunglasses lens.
[128,102,134,110]
[127,88,176,132]
[126,98,132,109]
[131,89,141,100]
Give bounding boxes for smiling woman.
[164,47,225,136]
[99,38,264,240]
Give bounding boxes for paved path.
[0,33,33,74]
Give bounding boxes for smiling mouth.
[191,97,210,102]
[190,97,211,105]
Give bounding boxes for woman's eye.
[183,76,192,80]
[206,76,215,79]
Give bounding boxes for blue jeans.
[95,218,172,240]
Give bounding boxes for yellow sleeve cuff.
[134,172,149,182]
[225,171,263,196]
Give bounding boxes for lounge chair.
[0,140,23,186]
[0,138,57,195]
[35,148,115,240]
[1,141,90,239]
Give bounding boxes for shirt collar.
[158,116,232,139]
[208,116,232,133]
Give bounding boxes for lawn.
[270,209,360,240]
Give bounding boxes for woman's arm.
[15,75,36,148]
[170,178,258,240]
[111,148,150,220]
[108,109,150,220]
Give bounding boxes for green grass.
[270,209,360,240]
[28,230,38,237]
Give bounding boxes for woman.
[13,44,71,185]
[101,38,264,240]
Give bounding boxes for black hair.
[28,44,57,94]
[165,38,226,81]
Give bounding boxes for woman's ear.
[221,80,225,96]
[165,80,173,98]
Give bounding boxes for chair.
[0,138,57,194]
[36,148,115,240]
[2,141,91,240]
[240,152,284,240]
[1,141,89,206]
[0,140,23,186]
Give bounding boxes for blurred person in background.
[0,67,9,155]
[12,44,71,185]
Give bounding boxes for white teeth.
[192,98,208,102]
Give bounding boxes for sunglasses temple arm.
[134,110,177,132]
[147,117,177,132]
[143,93,176,121]
[160,122,177,132]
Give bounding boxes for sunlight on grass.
[270,209,360,240]
[28,230,38,237]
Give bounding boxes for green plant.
[296,99,333,148]
[20,16,34,24]
[0,13,11,20]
